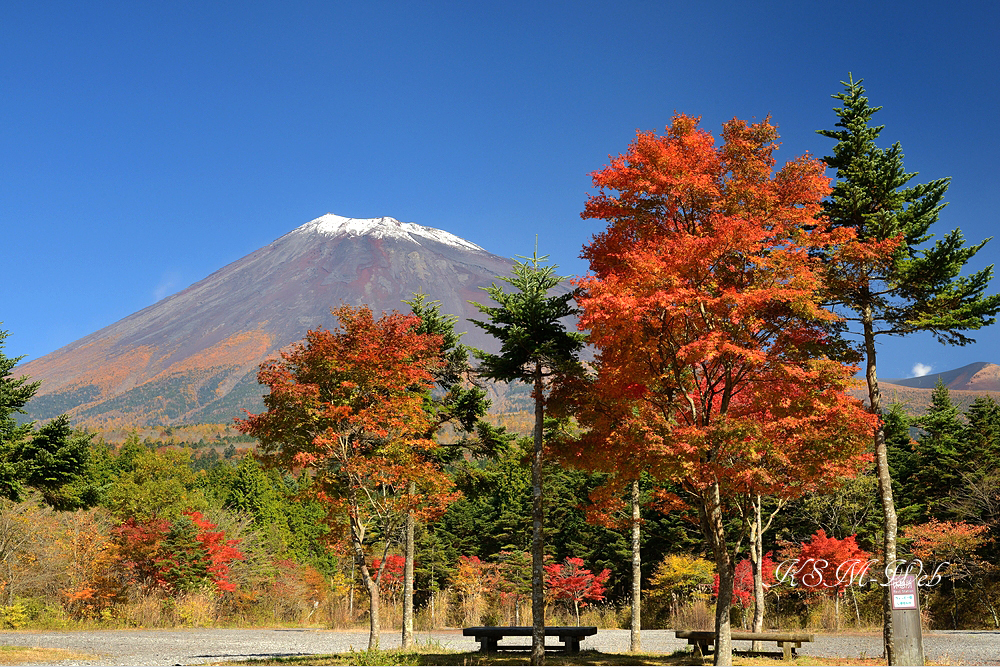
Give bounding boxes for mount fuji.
[19,214,528,428]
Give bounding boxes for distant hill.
[18,214,542,429]
[880,362,1000,392]
[852,362,1000,415]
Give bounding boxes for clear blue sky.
[3,0,998,381]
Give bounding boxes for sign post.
[890,574,924,665]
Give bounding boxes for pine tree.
[0,328,41,500]
[157,513,209,593]
[909,381,965,521]
[818,75,1000,663]
[883,402,921,525]
[964,395,1000,470]
[471,253,585,665]
[400,293,491,648]
[226,455,285,529]
[0,328,92,507]
[12,414,93,510]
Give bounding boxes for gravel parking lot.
[1,627,998,665]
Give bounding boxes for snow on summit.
[299,214,485,252]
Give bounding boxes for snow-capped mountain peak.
[299,214,485,252]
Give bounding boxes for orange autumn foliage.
[572,113,882,658]
[236,305,459,650]
[574,113,877,496]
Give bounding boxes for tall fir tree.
[0,328,92,507]
[818,75,1000,663]
[400,293,491,649]
[471,252,585,666]
[0,328,41,500]
[909,381,965,521]
[963,395,1000,470]
[883,402,921,525]
[12,414,93,510]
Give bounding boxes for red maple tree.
[185,509,243,593]
[544,556,611,626]
[713,553,777,610]
[574,113,879,664]
[236,305,459,650]
[371,554,407,599]
[113,517,172,592]
[791,529,871,598]
[780,529,870,630]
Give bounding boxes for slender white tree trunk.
[630,478,642,652]
[864,306,897,664]
[402,488,415,649]
[530,363,546,666]
[750,495,764,651]
[703,484,734,666]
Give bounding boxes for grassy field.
[219,648,890,666]
[0,645,96,665]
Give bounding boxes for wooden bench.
[463,626,598,653]
[675,630,815,660]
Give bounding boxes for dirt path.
[0,627,997,665]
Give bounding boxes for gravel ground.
[1,627,998,665]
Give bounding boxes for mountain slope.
[20,214,522,428]
[842,362,1000,415]
[880,362,1000,392]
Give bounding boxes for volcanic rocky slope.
[20,215,527,428]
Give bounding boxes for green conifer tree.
[909,381,965,521]
[400,293,493,648]
[883,402,921,524]
[0,328,41,500]
[227,455,285,528]
[818,76,1000,662]
[12,414,93,510]
[471,252,585,665]
[964,395,1000,470]
[158,514,210,593]
[0,328,93,507]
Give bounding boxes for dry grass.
[214,648,905,666]
[0,645,97,665]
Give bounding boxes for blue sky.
[3,0,998,381]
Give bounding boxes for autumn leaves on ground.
[2,76,1000,667]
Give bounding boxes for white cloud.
[153,271,182,301]
[911,363,932,377]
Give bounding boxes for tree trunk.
[402,483,415,649]
[864,305,898,664]
[835,593,841,632]
[630,478,642,652]
[953,577,959,630]
[750,494,765,651]
[531,363,546,666]
[348,557,355,619]
[346,484,381,650]
[351,539,381,650]
[366,576,381,651]
[702,483,733,666]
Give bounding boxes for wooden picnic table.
[463,626,598,653]
[675,629,815,660]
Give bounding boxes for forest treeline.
[0,381,998,631]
